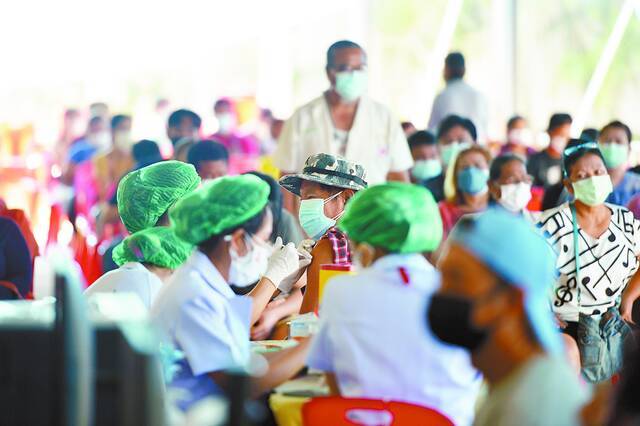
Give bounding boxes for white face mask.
[113,131,134,151]
[89,131,112,152]
[549,136,568,153]
[228,234,272,287]
[216,113,235,134]
[507,129,532,146]
[498,182,532,213]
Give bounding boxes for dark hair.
[601,120,632,143]
[437,114,477,141]
[187,140,229,170]
[88,116,104,128]
[197,207,268,253]
[132,140,162,168]
[548,113,572,132]
[167,109,202,130]
[245,171,283,243]
[562,138,605,177]
[408,130,436,150]
[326,40,364,69]
[401,121,415,131]
[445,52,465,80]
[110,114,131,130]
[579,128,600,142]
[507,115,525,131]
[490,154,526,181]
[214,98,232,111]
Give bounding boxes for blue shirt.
[0,217,32,299]
[607,172,640,206]
[150,251,252,410]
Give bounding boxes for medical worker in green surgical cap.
[306,182,481,426]
[151,175,312,411]
[87,161,201,307]
[85,227,192,309]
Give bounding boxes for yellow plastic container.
[318,264,354,305]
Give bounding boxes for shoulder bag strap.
[570,203,582,307]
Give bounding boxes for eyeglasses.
[331,64,368,73]
[562,141,598,157]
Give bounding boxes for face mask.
[334,70,367,102]
[89,131,112,152]
[457,167,489,195]
[498,182,532,213]
[113,131,133,151]
[411,159,442,181]
[216,113,235,134]
[441,141,471,166]
[507,129,532,146]
[572,175,613,206]
[549,136,568,153]
[298,192,342,240]
[428,294,488,351]
[228,235,272,287]
[599,143,627,169]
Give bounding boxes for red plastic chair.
[302,397,454,426]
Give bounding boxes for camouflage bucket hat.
[279,153,368,196]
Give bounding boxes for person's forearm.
[272,290,303,319]
[251,338,310,398]
[325,373,341,396]
[622,267,640,303]
[247,278,279,325]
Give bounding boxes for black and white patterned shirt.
[536,203,640,321]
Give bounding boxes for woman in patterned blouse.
[536,139,640,372]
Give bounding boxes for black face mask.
[427,294,488,351]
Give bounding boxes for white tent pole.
[573,0,637,134]
[424,0,464,123]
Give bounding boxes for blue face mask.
[457,167,489,195]
[298,192,342,240]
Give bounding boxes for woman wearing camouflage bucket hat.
[279,153,368,314]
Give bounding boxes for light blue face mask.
[411,159,443,181]
[457,167,489,195]
[335,71,367,102]
[441,141,472,166]
[298,191,343,240]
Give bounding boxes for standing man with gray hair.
[274,40,413,198]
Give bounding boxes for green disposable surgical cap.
[112,226,193,270]
[338,182,443,253]
[170,174,270,245]
[117,161,201,233]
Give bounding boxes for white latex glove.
[277,248,312,293]
[263,237,300,291]
[299,239,316,257]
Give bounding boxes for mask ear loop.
[324,191,346,221]
[323,190,343,204]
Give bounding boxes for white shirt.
[307,253,481,426]
[428,79,488,141]
[150,251,252,411]
[84,262,163,309]
[537,203,640,321]
[274,95,413,184]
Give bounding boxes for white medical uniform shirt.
[274,95,413,184]
[150,251,252,411]
[428,79,488,141]
[84,262,163,309]
[307,254,482,426]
